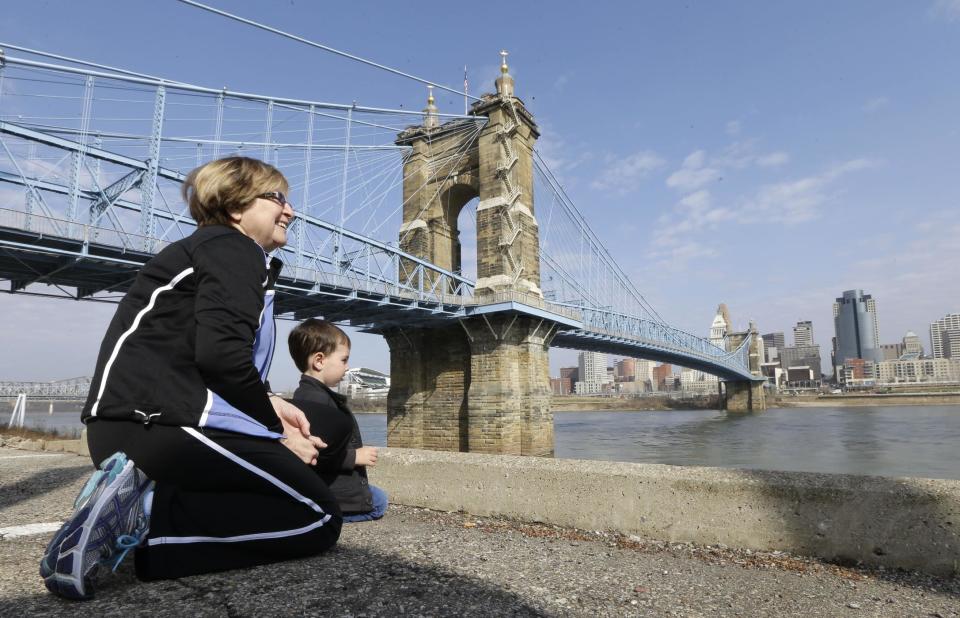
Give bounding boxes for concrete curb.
[6,435,956,575]
[369,448,960,576]
[0,429,89,457]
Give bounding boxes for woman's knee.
[303,513,342,554]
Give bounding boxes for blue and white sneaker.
[39,451,154,600]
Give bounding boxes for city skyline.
[1,1,958,390]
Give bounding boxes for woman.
[40,157,346,599]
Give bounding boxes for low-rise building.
[779,345,822,382]
[550,377,572,395]
[876,357,960,385]
[839,358,877,388]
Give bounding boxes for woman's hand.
[271,396,326,465]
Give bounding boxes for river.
[10,402,960,480]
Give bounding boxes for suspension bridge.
[0,27,764,454]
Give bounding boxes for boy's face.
[314,342,350,387]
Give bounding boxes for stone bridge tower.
[723,322,767,413]
[384,53,554,456]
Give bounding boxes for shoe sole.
[39,452,129,579]
[40,455,137,600]
[39,452,129,582]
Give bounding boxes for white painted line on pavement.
[0,522,63,539]
[0,454,67,460]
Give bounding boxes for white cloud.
[738,158,877,224]
[591,150,666,194]
[665,149,719,192]
[862,96,889,112]
[930,0,960,21]
[648,239,718,272]
[535,120,595,180]
[647,157,876,275]
[756,151,790,167]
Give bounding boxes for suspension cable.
[175,0,481,102]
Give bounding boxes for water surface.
[14,402,960,480]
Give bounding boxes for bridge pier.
[384,314,553,456]
[721,321,767,413]
[723,380,766,413]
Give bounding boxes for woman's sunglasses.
[258,191,290,207]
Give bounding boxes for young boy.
[288,319,388,522]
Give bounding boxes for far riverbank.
[773,392,960,407]
[350,393,960,414]
[349,391,960,412]
[346,394,722,413]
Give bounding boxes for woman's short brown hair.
[182,156,289,226]
[288,319,352,373]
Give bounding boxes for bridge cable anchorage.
[175,0,479,102]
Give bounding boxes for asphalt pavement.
[0,445,957,617]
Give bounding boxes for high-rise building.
[930,314,960,359]
[578,351,607,383]
[575,351,608,394]
[833,289,882,366]
[635,359,655,386]
[762,332,785,361]
[779,344,822,380]
[711,303,732,347]
[614,358,636,382]
[652,364,674,390]
[793,321,814,347]
[902,331,923,356]
[880,343,904,361]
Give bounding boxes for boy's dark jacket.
[294,374,373,513]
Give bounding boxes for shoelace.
[108,534,144,573]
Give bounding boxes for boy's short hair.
[288,319,351,372]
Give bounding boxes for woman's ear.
[228,206,243,224]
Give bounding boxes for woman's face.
[232,191,294,252]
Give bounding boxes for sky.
[1,0,959,390]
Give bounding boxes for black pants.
[87,419,346,581]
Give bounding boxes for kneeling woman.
[41,157,346,599]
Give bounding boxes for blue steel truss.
[0,48,757,381]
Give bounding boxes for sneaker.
[39,451,154,600]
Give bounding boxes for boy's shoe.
[39,451,154,600]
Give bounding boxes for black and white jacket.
[81,225,284,438]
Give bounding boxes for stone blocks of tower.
[397,123,481,290]
[473,100,542,299]
[385,326,470,452]
[724,381,765,413]
[465,314,553,456]
[384,316,553,456]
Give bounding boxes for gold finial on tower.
[422,84,439,128]
[495,50,515,97]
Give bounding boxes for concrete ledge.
[369,448,960,576]
[0,429,88,457]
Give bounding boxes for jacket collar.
[297,373,347,406]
